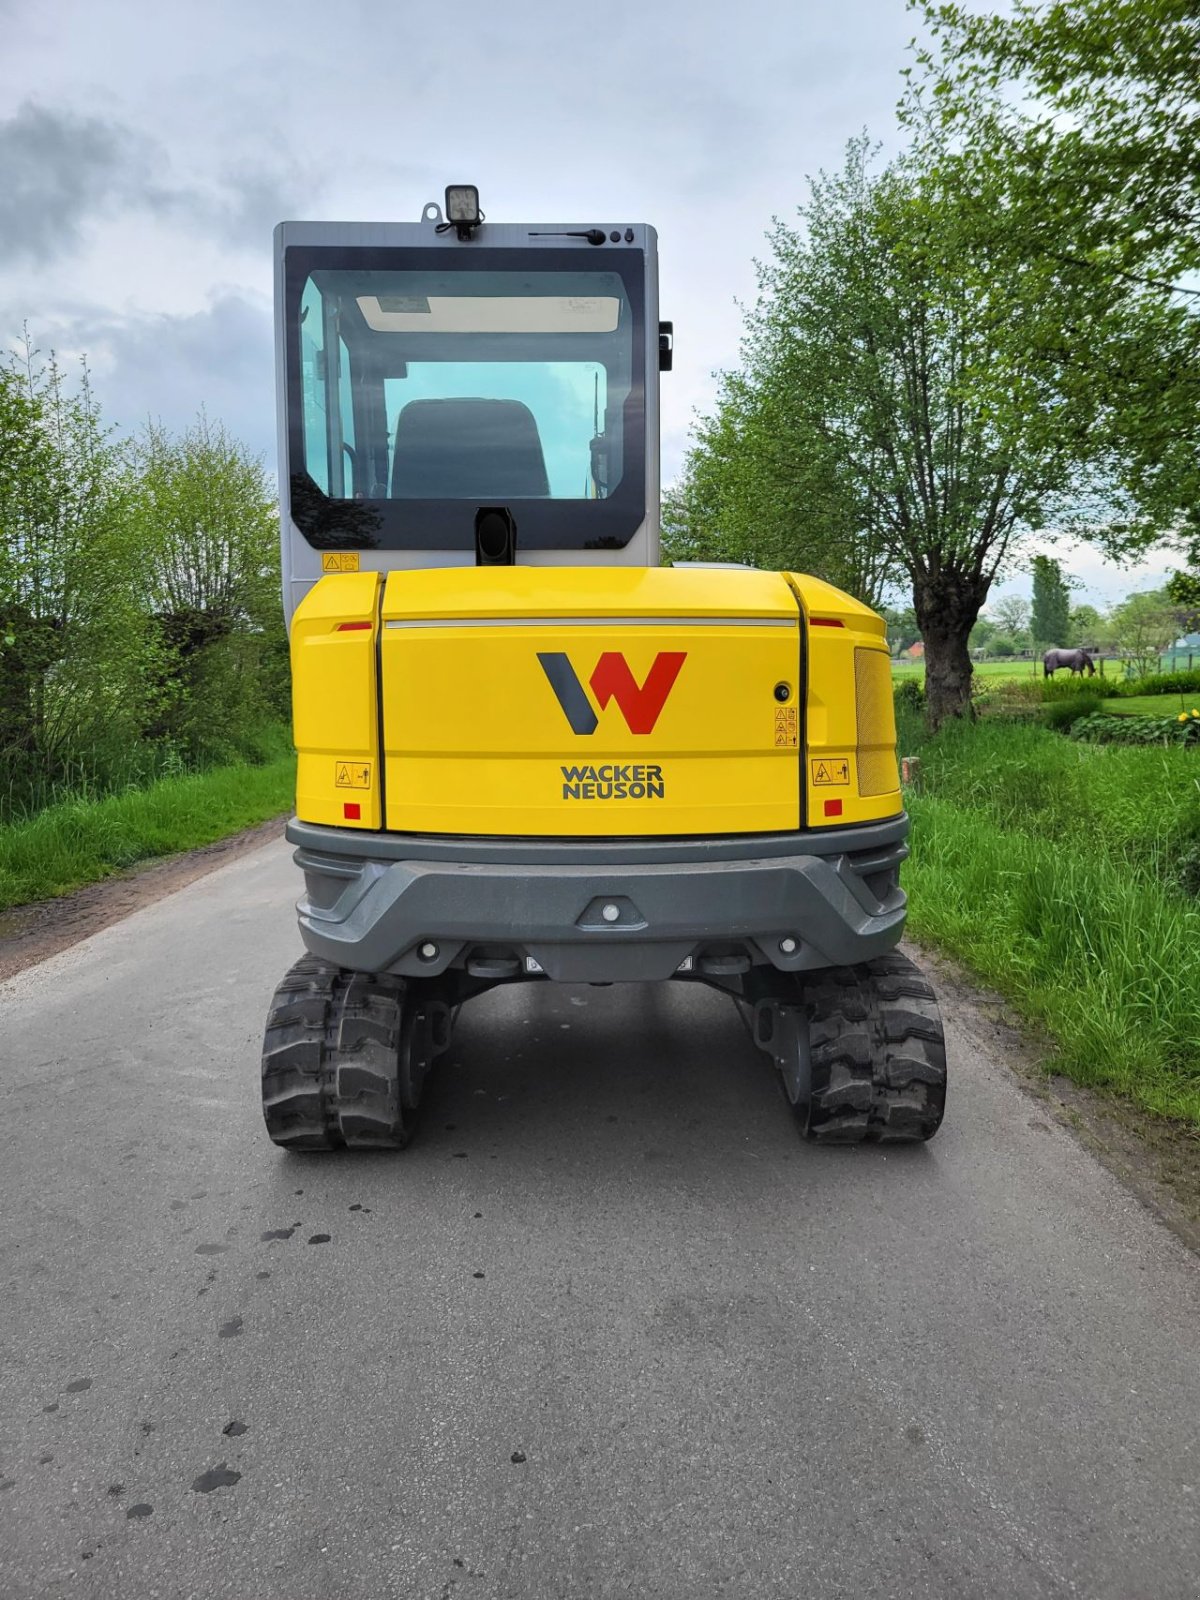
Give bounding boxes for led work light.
[444,185,482,237]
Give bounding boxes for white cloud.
[985,537,1178,614]
[2,0,923,477]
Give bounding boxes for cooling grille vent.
[854,648,900,797]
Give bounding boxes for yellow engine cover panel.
[380,567,802,836]
[784,573,902,826]
[290,571,383,829]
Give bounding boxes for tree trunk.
[913,571,989,730]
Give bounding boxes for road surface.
[1,838,1197,1599]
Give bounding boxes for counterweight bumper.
[285,817,909,985]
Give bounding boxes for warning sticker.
[774,706,799,748]
[322,552,360,573]
[335,762,371,789]
[811,758,850,786]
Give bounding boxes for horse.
[1043,647,1096,678]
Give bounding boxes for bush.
[1069,710,1200,747]
[973,677,1045,720]
[1,353,286,823]
[1107,667,1200,699]
[1043,693,1105,730]
[1041,673,1102,700]
[894,677,925,714]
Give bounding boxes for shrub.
[1041,674,1102,701]
[894,677,925,714]
[974,677,1045,719]
[1069,710,1200,747]
[1107,667,1200,699]
[1043,693,1104,730]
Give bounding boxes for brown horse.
[1043,647,1096,678]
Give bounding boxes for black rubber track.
[799,950,947,1143]
[261,956,409,1150]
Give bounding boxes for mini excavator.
[261,186,947,1150]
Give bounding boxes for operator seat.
[391,397,550,498]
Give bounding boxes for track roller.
[753,950,946,1143]
[261,956,451,1151]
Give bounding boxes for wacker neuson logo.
[559,763,665,801]
[537,650,686,735]
[537,650,684,802]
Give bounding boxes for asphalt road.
[1,839,1198,1600]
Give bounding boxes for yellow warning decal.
[774,706,799,747]
[335,761,371,789]
[322,552,360,573]
[811,758,850,786]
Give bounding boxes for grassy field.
[1102,694,1200,716]
[891,657,1044,681]
[0,753,296,912]
[892,656,1154,688]
[897,709,1200,1126]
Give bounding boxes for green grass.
[898,711,1200,1126]
[892,658,1044,682]
[1102,694,1200,716]
[0,753,296,912]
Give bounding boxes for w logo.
[538,651,686,736]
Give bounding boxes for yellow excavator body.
[290,566,899,838]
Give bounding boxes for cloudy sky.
[1,0,1170,606]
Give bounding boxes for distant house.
[904,641,925,661]
[1161,631,1200,669]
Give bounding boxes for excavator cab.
[262,191,947,1152]
[276,203,659,614]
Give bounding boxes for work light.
[445,185,481,231]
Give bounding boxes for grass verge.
[0,754,295,913]
[1102,694,1200,716]
[898,713,1200,1127]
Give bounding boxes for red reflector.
[824,798,843,817]
[343,802,361,820]
[809,617,844,628]
[336,621,372,631]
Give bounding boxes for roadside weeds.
[0,816,287,983]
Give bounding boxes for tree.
[663,369,897,605]
[968,615,996,654]
[911,0,1200,547]
[1068,602,1103,645]
[1165,570,1200,633]
[1030,554,1071,647]
[915,0,1199,280]
[0,338,147,797]
[673,139,1103,726]
[129,415,286,760]
[991,594,1030,640]
[882,604,922,655]
[1108,589,1177,676]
